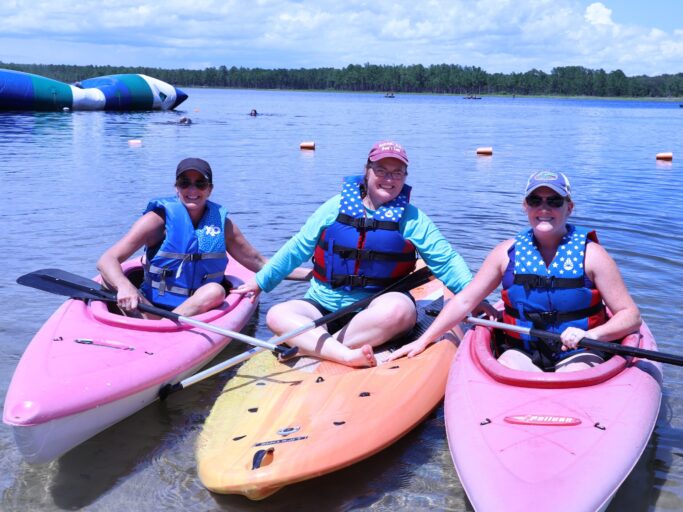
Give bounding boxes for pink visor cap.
[368,141,409,166]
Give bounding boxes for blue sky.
[1,0,681,76]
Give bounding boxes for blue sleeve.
[401,205,473,294]
[255,196,340,293]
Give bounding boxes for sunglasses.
[372,167,407,180]
[525,194,567,208]
[176,179,210,190]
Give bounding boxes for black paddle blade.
[17,268,116,302]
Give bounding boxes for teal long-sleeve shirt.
[255,195,473,311]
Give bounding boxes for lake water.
[1,88,681,511]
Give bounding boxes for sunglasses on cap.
[176,178,210,190]
[525,194,567,208]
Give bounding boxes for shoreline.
[182,85,683,102]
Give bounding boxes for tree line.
[3,61,682,98]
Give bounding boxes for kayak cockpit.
[471,326,642,389]
[88,260,244,331]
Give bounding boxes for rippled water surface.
[1,89,681,511]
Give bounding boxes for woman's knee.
[203,282,227,302]
[266,301,317,332]
[266,303,287,331]
[195,282,226,309]
[371,295,416,330]
[498,350,543,372]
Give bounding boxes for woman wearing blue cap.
[234,141,482,367]
[97,157,308,318]
[389,170,641,372]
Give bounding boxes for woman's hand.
[116,281,144,312]
[560,326,588,351]
[386,337,431,361]
[231,278,262,303]
[470,300,500,320]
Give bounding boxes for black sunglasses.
[525,194,567,208]
[176,178,210,190]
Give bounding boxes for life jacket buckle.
[158,269,170,295]
[527,310,558,326]
[346,275,367,287]
[522,275,554,292]
[337,248,355,259]
[361,218,379,231]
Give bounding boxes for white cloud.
[0,0,681,76]
[584,2,614,26]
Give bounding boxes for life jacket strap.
[316,239,415,262]
[149,279,191,296]
[513,274,585,292]
[156,250,226,261]
[335,213,400,232]
[504,303,605,326]
[312,261,396,288]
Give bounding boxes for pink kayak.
[3,258,258,464]
[445,319,662,512]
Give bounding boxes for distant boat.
[463,95,482,100]
[384,92,395,98]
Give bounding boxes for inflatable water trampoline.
[0,69,188,111]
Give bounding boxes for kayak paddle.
[17,268,298,358]
[465,316,683,366]
[158,265,435,399]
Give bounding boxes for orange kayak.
[196,277,456,499]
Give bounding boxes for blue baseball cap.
[525,171,571,197]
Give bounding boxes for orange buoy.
[300,141,315,150]
[128,139,142,147]
[476,147,493,156]
[656,152,673,161]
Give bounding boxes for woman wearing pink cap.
[235,141,478,367]
[389,170,641,372]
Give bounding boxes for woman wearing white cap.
[234,141,481,367]
[97,157,308,318]
[388,170,641,372]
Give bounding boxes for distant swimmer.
[249,109,258,116]
[179,117,192,125]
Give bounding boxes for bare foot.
[344,344,377,368]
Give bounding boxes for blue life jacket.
[140,197,228,308]
[312,175,416,291]
[501,225,606,360]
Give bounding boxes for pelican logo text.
[204,225,221,236]
[504,414,582,426]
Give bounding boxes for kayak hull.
[3,259,257,463]
[196,277,456,499]
[445,318,662,512]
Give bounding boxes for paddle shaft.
[160,265,434,398]
[465,316,683,366]
[21,271,295,356]
[138,303,296,356]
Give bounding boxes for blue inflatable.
[0,69,188,111]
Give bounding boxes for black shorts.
[498,332,607,372]
[300,299,359,334]
[301,292,416,335]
